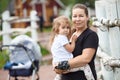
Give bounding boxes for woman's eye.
[79,15,84,17]
[73,16,76,18]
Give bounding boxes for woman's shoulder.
[87,28,96,33]
[83,28,98,39]
[86,28,98,36]
[83,28,97,35]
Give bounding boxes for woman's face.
[72,8,88,30]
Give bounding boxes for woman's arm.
[54,48,96,74]
[69,48,95,68]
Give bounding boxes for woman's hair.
[49,15,71,46]
[72,3,90,30]
[72,3,88,17]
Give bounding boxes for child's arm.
[64,34,78,53]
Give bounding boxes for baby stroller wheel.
[7,75,18,80]
[36,72,40,80]
[15,77,18,80]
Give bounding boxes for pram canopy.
[8,35,42,69]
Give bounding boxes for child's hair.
[49,15,72,47]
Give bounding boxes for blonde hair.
[49,15,71,47]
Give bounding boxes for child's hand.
[71,34,78,42]
[54,68,66,74]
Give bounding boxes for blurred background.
[0,1,96,80]
[0,0,96,68]
[0,0,95,28]
[1,0,120,80]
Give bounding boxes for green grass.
[11,32,31,39]
[0,50,9,69]
[43,26,52,32]
[37,25,52,33]
[0,32,31,42]
[0,35,2,42]
[40,45,50,56]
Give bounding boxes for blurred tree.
[0,0,9,17]
[75,0,95,8]
[61,0,95,9]
[61,0,75,6]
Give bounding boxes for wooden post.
[95,0,114,80]
[2,10,11,45]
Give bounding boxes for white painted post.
[105,0,120,80]
[117,0,120,18]
[2,10,11,45]
[30,10,39,42]
[95,0,114,80]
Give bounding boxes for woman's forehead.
[72,8,85,13]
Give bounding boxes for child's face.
[58,24,70,36]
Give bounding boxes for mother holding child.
[49,3,99,80]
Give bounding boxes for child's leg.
[84,64,95,80]
[54,74,61,80]
[67,66,84,72]
[53,62,62,80]
[67,64,95,80]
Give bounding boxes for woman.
[49,15,94,80]
[54,3,99,80]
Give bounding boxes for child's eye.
[62,26,65,29]
[67,26,70,29]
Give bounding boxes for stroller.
[1,35,42,80]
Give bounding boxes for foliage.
[75,0,95,9]
[61,0,95,9]
[0,0,9,15]
[61,0,75,6]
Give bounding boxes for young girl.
[49,15,94,80]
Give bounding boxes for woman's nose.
[76,17,80,20]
